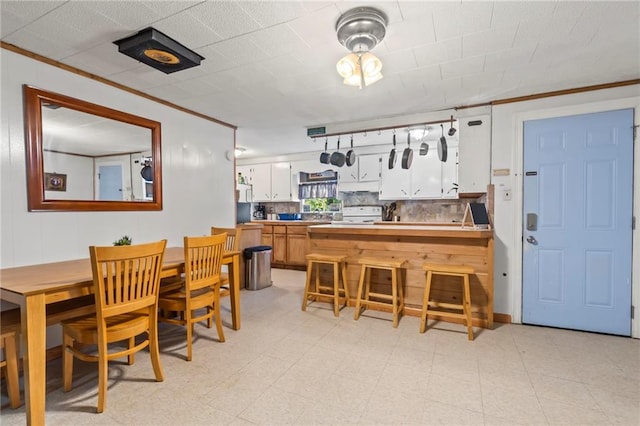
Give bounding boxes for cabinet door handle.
[360,172,367,179]
[273,193,278,199]
[413,189,421,195]
[401,189,407,195]
[351,173,357,179]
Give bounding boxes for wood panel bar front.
[307,225,494,328]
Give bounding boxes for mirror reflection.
[23,85,163,211]
[41,105,153,201]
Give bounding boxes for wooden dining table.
[0,246,241,426]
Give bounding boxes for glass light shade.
[409,128,429,140]
[336,52,383,89]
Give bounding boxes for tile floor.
[1,268,639,425]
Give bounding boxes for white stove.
[332,206,382,224]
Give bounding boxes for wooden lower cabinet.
[255,222,328,269]
[261,225,273,247]
[286,234,307,266]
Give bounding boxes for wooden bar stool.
[302,253,349,317]
[1,308,22,408]
[353,257,405,328]
[420,263,475,340]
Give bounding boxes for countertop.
[308,223,492,238]
[251,220,331,225]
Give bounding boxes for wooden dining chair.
[61,240,167,414]
[211,227,242,298]
[158,234,227,361]
[1,307,22,409]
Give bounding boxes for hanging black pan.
[438,124,448,162]
[401,132,413,169]
[330,137,346,167]
[388,132,397,169]
[140,161,153,182]
[346,135,356,167]
[319,139,330,164]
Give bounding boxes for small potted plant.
[113,235,132,246]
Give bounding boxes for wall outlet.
[503,189,512,201]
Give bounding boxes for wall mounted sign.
[44,173,67,191]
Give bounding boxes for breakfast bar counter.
[307,224,494,328]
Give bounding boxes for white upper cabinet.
[457,114,491,193]
[244,162,293,202]
[270,162,292,201]
[358,154,381,182]
[410,152,442,199]
[379,143,458,200]
[441,146,459,198]
[251,163,272,202]
[338,162,358,183]
[379,159,411,199]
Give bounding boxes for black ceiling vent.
[113,27,204,74]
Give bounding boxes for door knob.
[526,235,537,245]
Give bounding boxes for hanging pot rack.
[308,117,455,140]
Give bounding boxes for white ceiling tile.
[45,3,127,37]
[237,1,309,28]
[397,1,458,21]
[440,55,484,79]
[432,1,493,41]
[191,45,239,75]
[152,11,222,50]
[462,70,504,90]
[400,65,441,91]
[383,17,436,52]
[249,24,309,58]
[137,1,201,16]
[413,38,462,68]
[187,1,261,39]
[490,1,556,29]
[286,5,341,49]
[0,1,64,22]
[1,9,30,38]
[3,28,79,60]
[109,65,178,90]
[83,2,163,31]
[484,44,536,72]
[62,42,141,77]
[173,76,224,97]
[514,15,575,47]
[377,49,418,76]
[259,53,307,78]
[0,1,65,37]
[462,25,517,58]
[210,35,269,66]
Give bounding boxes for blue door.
[98,165,123,201]
[523,109,634,336]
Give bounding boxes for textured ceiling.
[2,1,638,158]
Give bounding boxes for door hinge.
[632,305,635,319]
[633,216,636,230]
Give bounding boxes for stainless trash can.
[243,246,272,290]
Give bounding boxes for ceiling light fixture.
[114,27,204,74]
[335,7,387,89]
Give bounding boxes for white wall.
[491,84,640,337]
[1,49,237,267]
[43,151,93,200]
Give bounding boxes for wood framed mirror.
[23,85,163,211]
